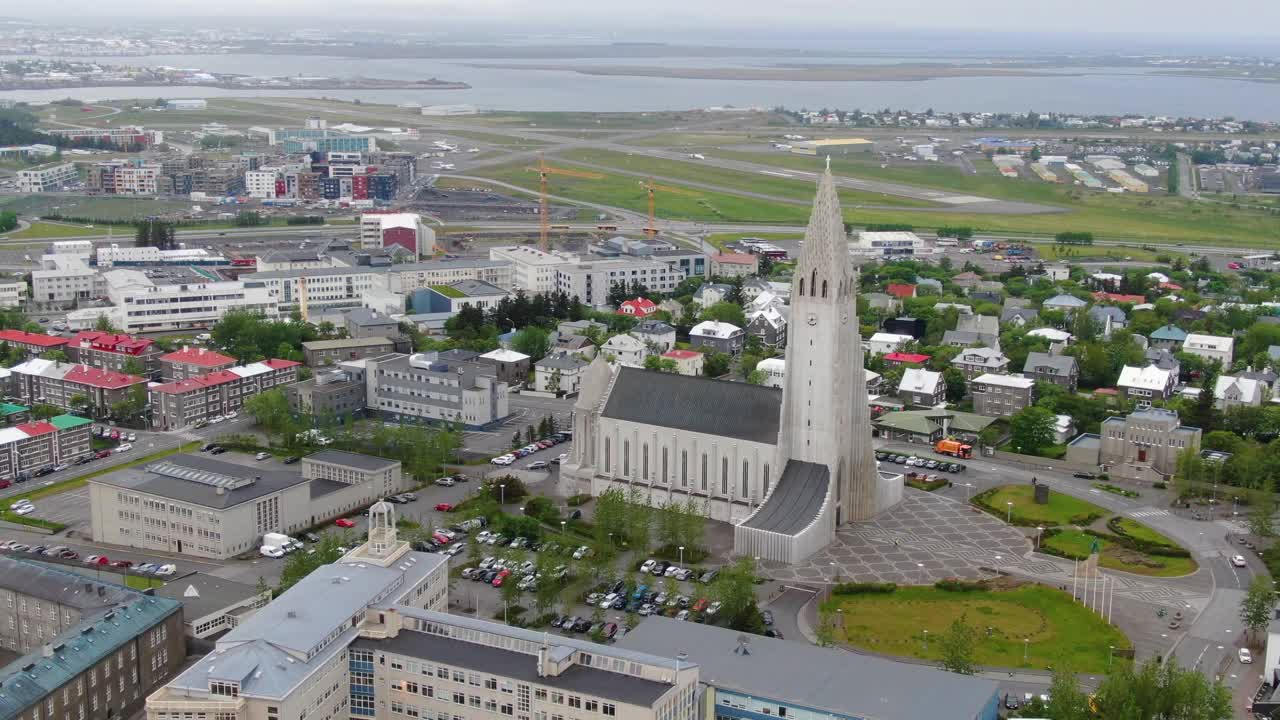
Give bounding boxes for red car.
[95,450,112,459]
[0,479,10,489]
[435,503,454,512]
[491,569,511,587]
[335,518,356,529]
[431,532,450,545]
[691,598,709,613]
[111,560,133,568]
[1228,262,1242,270]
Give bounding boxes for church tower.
[777,163,882,524]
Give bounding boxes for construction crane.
[526,155,603,252]
[638,177,699,237]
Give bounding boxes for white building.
[601,333,650,368]
[423,279,510,314]
[489,245,580,293]
[867,332,914,356]
[16,162,78,193]
[1183,333,1234,366]
[244,168,281,198]
[166,98,208,110]
[96,245,225,267]
[386,259,513,295]
[360,212,437,259]
[852,231,930,257]
[48,240,93,262]
[1215,375,1266,409]
[69,269,279,333]
[756,357,786,388]
[244,266,390,313]
[31,255,103,304]
[0,279,26,307]
[555,260,682,308]
[534,352,589,394]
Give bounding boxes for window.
[603,704,616,717]
[681,450,688,486]
[486,678,498,690]
[568,697,582,709]
[535,689,548,701]
[586,700,599,713]
[623,440,630,476]
[701,453,707,490]
[742,460,749,498]
[642,444,649,480]
[763,463,770,495]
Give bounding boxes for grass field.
[705,232,803,251]
[1043,528,1197,577]
[559,149,936,208]
[1029,243,1188,263]
[980,485,1108,526]
[714,150,1280,245]
[474,163,813,225]
[1,195,194,223]
[3,221,129,239]
[1112,518,1179,546]
[825,584,1129,672]
[442,129,549,150]
[625,132,759,147]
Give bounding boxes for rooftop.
[973,373,1034,389]
[62,364,147,390]
[302,336,396,351]
[88,453,309,509]
[479,349,531,364]
[740,460,828,535]
[603,367,780,444]
[0,329,67,348]
[304,449,400,472]
[152,572,263,622]
[159,346,236,367]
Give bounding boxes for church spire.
[794,163,849,302]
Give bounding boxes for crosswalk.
[1128,508,1172,519]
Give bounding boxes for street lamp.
[499,484,506,506]
[1108,645,1115,669]
[922,629,929,651]
[993,555,1002,579]
[963,482,974,501]
[1023,638,1029,662]
[1006,501,1013,523]
[1036,526,1044,549]
[679,545,685,568]
[917,562,925,585]
[560,520,566,538]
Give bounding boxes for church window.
[604,438,611,472]
[810,269,816,295]
[642,444,649,480]
[798,278,804,296]
[701,454,708,490]
[681,451,688,486]
[763,464,770,495]
[821,280,827,298]
[662,447,668,483]
[721,458,728,496]
[623,440,630,476]
[742,460,749,498]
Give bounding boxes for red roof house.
[617,298,659,317]
[62,365,147,390]
[0,329,68,349]
[159,347,237,368]
[883,352,931,366]
[1092,291,1146,304]
[886,284,917,299]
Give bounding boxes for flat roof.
[153,571,262,621]
[303,336,395,351]
[304,449,400,472]
[88,454,309,509]
[617,617,998,720]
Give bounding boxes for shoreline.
[0,79,470,92]
[462,63,1071,82]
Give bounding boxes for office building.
[419,279,511,314]
[365,352,509,429]
[89,450,407,559]
[489,245,580,293]
[360,213,437,259]
[144,508,449,720]
[15,162,78,193]
[157,346,236,381]
[555,260,682,308]
[650,249,706,279]
[243,266,391,313]
[66,270,278,333]
[148,359,301,431]
[0,557,185,720]
[304,337,398,367]
[31,255,103,305]
[851,231,928,257]
[387,259,513,295]
[287,369,368,418]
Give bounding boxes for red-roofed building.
[14,421,57,437]
[709,253,759,278]
[1092,291,1146,305]
[1158,282,1183,292]
[883,352,931,367]
[149,359,301,430]
[0,329,69,356]
[66,330,161,376]
[660,349,704,376]
[617,298,658,318]
[886,284,917,299]
[158,346,237,381]
[0,414,92,480]
[10,360,147,415]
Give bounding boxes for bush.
[523,496,560,524]
[832,582,897,595]
[906,475,949,492]
[480,476,530,503]
[1101,520,1188,557]
[566,494,593,507]
[1152,481,1167,490]
[1093,482,1140,498]
[934,578,991,592]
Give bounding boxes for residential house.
[630,320,677,353]
[1089,306,1127,338]
[1045,265,1071,281]
[693,282,734,309]
[661,349,704,376]
[1149,324,1188,350]
[943,314,1000,349]
[1183,333,1234,366]
[933,302,973,316]
[534,352,589,395]
[898,367,944,408]
[558,319,607,338]
[689,320,745,355]
[1145,348,1181,376]
[1215,375,1267,410]
[1116,364,1178,403]
[601,334,650,368]
[863,292,900,312]
[477,349,532,386]
[951,271,982,290]
[617,297,659,317]
[883,351,931,367]
[552,333,597,358]
[1001,306,1039,328]
[1043,294,1089,313]
[916,278,943,295]
[739,279,789,305]
[971,374,1035,418]
[1027,328,1073,344]
[747,306,788,350]
[709,252,759,278]
[1023,352,1079,392]
[886,283,917,300]
[954,347,1011,380]
[868,332,915,356]
[157,346,236,381]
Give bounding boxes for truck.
[263,532,300,553]
[934,439,973,459]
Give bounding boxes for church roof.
[739,460,829,535]
[574,355,613,412]
[601,367,780,444]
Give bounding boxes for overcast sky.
[26,1,1280,39]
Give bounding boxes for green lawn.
[559,149,936,208]
[441,129,550,149]
[1,195,194,223]
[1029,242,1188,263]
[1043,529,1198,577]
[0,508,66,532]
[978,484,1108,526]
[1112,518,1178,547]
[3,221,128,239]
[826,584,1129,672]
[705,232,803,251]
[715,150,1280,245]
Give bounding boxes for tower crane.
[525,155,603,252]
[638,177,699,237]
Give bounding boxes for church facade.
[564,166,902,564]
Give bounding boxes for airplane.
[688,153,706,160]
[772,143,792,150]
[466,147,480,153]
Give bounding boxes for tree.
[702,302,746,328]
[1241,574,1274,641]
[643,355,678,373]
[942,368,967,403]
[1044,665,1093,720]
[512,432,522,449]
[938,615,977,675]
[709,557,763,632]
[1091,656,1231,720]
[93,313,119,332]
[67,394,90,416]
[41,349,67,363]
[120,355,146,377]
[30,403,61,420]
[242,388,296,444]
[1189,367,1218,434]
[1009,406,1056,455]
[511,326,551,362]
[703,350,731,378]
[1249,479,1276,537]
[547,368,562,394]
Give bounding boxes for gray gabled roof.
[602,367,780,444]
[536,353,589,371]
[153,572,262,622]
[1024,351,1077,374]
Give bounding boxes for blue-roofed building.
[0,556,185,720]
[1149,324,1189,350]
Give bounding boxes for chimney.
[42,644,53,658]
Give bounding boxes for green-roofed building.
[0,403,28,424]
[873,409,997,444]
[0,556,186,720]
[47,414,92,431]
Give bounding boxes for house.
[1145,348,1180,376]
[863,292,900,312]
[872,409,996,445]
[933,302,973,315]
[882,317,926,339]
[971,374,1036,418]
[886,283,917,299]
[1089,306,1127,337]
[739,278,773,303]
[971,290,1003,305]
[1043,294,1088,312]
[954,347,1011,380]
[1044,265,1070,281]
[747,290,787,315]
[747,305,788,350]
[1183,333,1234,366]
[689,320,745,355]
[1117,364,1178,403]
[600,334,650,367]
[898,367,944,408]
[1001,306,1039,328]
[1215,375,1267,409]
[1027,328,1073,344]
[617,297,659,317]
[868,332,915,356]
[661,349,704,376]
[477,349,532,386]
[883,351,931,367]
[558,319,607,338]
[1146,324,1182,348]
[865,369,883,395]
[916,278,943,295]
[692,282,734,309]
[1093,291,1146,305]
[534,352,589,395]
[943,314,1000,349]
[951,271,982,290]
[973,280,1005,297]
[1023,352,1079,392]
[630,319,677,352]
[1098,408,1201,482]
[709,252,759,278]
[552,333,597,358]
[1053,414,1075,444]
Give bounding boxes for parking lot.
[460,393,575,458]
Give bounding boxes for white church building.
[564,166,902,563]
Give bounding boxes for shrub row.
[1101,520,1188,557]
[1093,482,1140,498]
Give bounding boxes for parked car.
[95,450,112,459]
[437,477,456,487]
[1240,648,1253,664]
[255,452,270,461]
[283,456,302,465]
[335,518,356,528]
[115,443,133,453]
[435,502,455,512]
[527,461,548,470]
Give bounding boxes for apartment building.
[360,212,437,259]
[971,374,1035,418]
[0,414,93,478]
[534,353,590,394]
[0,279,26,307]
[89,450,407,559]
[0,557,185,720]
[0,328,68,357]
[65,330,162,376]
[555,260,682,308]
[304,336,398,367]
[148,359,300,430]
[489,245,580,293]
[1022,352,1079,393]
[42,126,162,149]
[288,368,368,417]
[953,347,1010,380]
[420,279,511,314]
[157,346,236,381]
[1098,408,1201,482]
[346,309,403,339]
[15,161,78,192]
[68,270,279,333]
[9,359,148,415]
[244,266,390,312]
[31,255,103,304]
[651,249,707,279]
[365,353,509,429]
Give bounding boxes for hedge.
[1100,520,1190,557]
[832,582,897,595]
[566,494,593,507]
[934,578,992,592]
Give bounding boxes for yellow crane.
[525,155,603,251]
[638,177,699,237]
